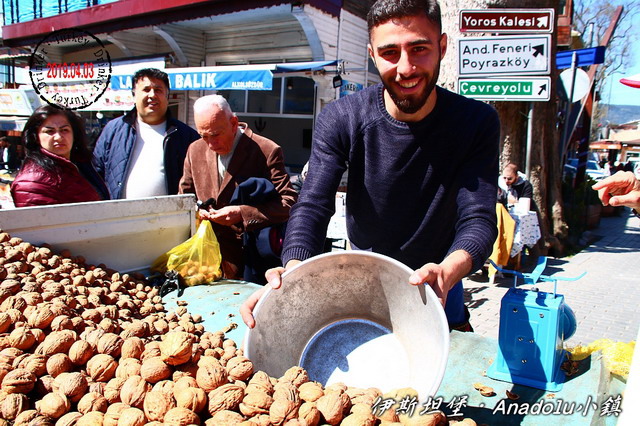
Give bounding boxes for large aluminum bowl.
[244,251,450,401]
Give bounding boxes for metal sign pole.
[526,101,534,177]
[562,52,578,159]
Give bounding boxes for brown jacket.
[178,124,297,278]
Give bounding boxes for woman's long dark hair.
[22,105,92,172]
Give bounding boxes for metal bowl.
[244,251,450,401]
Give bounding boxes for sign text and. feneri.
[458,35,551,76]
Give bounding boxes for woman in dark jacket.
[11,105,109,207]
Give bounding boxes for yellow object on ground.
[568,339,635,378]
[488,203,516,279]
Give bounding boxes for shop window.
[217,90,246,113]
[283,77,314,115]
[248,78,282,114]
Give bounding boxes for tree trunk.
[439,0,568,255]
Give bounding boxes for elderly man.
[93,68,199,199]
[179,95,297,281]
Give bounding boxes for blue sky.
[600,3,640,106]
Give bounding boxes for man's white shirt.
[123,119,168,199]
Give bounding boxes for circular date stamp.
[29,28,112,110]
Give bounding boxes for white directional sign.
[458,35,551,77]
[458,77,551,101]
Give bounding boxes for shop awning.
[0,116,29,131]
[110,61,340,91]
[620,73,640,89]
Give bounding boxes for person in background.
[0,137,20,170]
[499,163,533,206]
[93,68,199,199]
[179,95,297,281]
[11,106,109,207]
[592,171,640,214]
[241,0,500,331]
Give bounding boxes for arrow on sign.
[532,44,545,57]
[538,84,547,95]
[536,16,548,28]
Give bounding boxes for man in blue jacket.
[93,68,199,199]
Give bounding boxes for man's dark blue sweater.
[282,84,500,324]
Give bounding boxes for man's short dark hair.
[367,0,442,37]
[132,68,171,92]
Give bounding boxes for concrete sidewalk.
[464,208,640,345]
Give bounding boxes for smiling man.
[93,68,199,199]
[241,0,501,332]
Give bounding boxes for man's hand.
[408,250,473,307]
[206,206,243,226]
[240,260,301,328]
[592,171,640,211]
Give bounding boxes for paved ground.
[464,208,640,346]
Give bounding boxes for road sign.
[460,9,554,33]
[458,77,551,101]
[458,35,551,76]
[556,46,606,69]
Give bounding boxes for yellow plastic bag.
[151,220,222,286]
[568,339,635,379]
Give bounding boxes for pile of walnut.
[0,230,476,425]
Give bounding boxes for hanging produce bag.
[151,220,222,286]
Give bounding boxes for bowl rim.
[243,251,451,399]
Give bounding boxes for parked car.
[564,158,606,181]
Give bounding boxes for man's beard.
[383,67,440,114]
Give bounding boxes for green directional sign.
[458,76,551,101]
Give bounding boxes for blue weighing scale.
[487,257,586,392]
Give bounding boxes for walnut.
[35,330,77,356]
[160,331,193,366]
[342,412,376,426]
[121,337,145,360]
[140,357,172,383]
[118,407,147,426]
[52,372,88,403]
[97,333,123,358]
[225,356,254,382]
[17,354,47,377]
[86,353,118,382]
[316,392,345,425]
[45,353,74,377]
[239,391,273,417]
[210,409,245,424]
[246,371,274,395]
[8,327,36,351]
[68,340,95,366]
[273,381,299,401]
[76,411,104,425]
[80,327,105,348]
[35,392,70,418]
[116,358,142,379]
[77,391,108,414]
[120,375,152,409]
[103,377,126,403]
[0,313,11,333]
[299,401,321,426]
[0,392,29,420]
[163,407,200,426]
[299,381,324,402]
[55,412,83,426]
[103,402,129,426]
[143,390,176,422]
[151,379,175,396]
[50,315,74,332]
[13,409,39,425]
[196,358,228,392]
[208,383,245,416]
[280,366,309,387]
[175,387,207,414]
[1,368,36,394]
[173,376,198,395]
